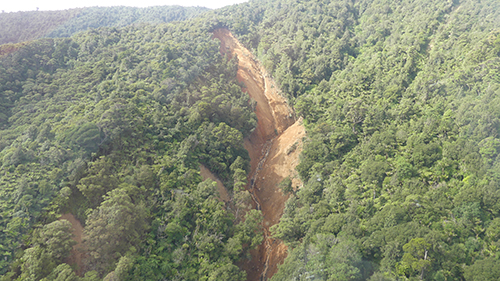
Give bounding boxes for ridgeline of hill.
[0,6,209,45]
[1,0,500,280]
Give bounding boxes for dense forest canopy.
[212,0,500,280]
[1,0,500,280]
[0,18,260,280]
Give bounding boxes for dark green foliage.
[208,0,500,280]
[13,220,76,281]
[2,0,500,279]
[278,176,293,196]
[271,234,369,281]
[84,188,148,274]
[59,122,101,154]
[40,220,77,262]
[42,263,80,281]
[0,17,257,279]
[464,257,500,281]
[127,179,253,280]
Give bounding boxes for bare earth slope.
[213,29,306,281]
[60,213,85,276]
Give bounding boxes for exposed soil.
[59,29,303,281]
[60,213,85,276]
[213,29,306,281]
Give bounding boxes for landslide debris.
[213,28,306,281]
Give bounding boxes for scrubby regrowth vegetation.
[1,0,500,280]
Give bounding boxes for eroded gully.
[212,29,306,281]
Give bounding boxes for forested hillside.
[0,6,208,45]
[46,6,209,38]
[212,0,500,280]
[1,0,500,280]
[0,19,261,280]
[0,9,82,45]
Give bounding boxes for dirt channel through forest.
[211,29,306,281]
[59,213,85,276]
[61,28,305,281]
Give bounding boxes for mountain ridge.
[0,6,209,45]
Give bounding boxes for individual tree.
[84,188,148,275]
[207,260,246,281]
[41,219,76,262]
[15,219,76,280]
[41,263,79,281]
[278,176,294,196]
[18,246,55,281]
[77,156,119,206]
[398,238,431,280]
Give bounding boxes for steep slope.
[0,21,258,279]
[2,0,500,279]
[213,28,305,281]
[214,0,500,280]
